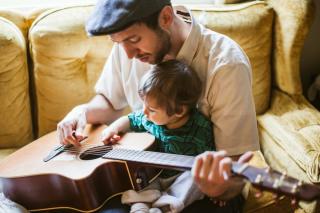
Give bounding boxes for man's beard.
[153,29,171,64]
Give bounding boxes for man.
[57,0,259,212]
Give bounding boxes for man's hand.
[57,104,87,147]
[192,151,253,198]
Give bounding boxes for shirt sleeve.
[95,44,128,110]
[207,61,260,156]
[128,111,147,132]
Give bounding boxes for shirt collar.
[175,5,202,66]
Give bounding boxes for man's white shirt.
[95,6,260,156]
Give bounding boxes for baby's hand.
[100,127,121,145]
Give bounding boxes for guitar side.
[0,125,158,212]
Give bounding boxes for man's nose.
[122,43,137,59]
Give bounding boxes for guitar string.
[64,150,112,155]
[62,148,193,169]
[64,146,112,152]
[62,147,193,164]
[60,143,111,151]
[60,146,165,163]
[61,141,187,163]
[51,145,304,194]
[62,146,113,156]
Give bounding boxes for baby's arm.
[101,116,130,144]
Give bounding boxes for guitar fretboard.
[103,148,194,171]
[101,147,320,202]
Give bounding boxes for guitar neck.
[103,148,194,171]
[102,148,320,202]
[102,148,246,174]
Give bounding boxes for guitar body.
[0,125,158,212]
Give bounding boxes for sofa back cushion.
[29,2,273,136]
[192,2,273,114]
[29,5,112,136]
[0,10,28,38]
[0,17,33,147]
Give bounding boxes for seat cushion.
[258,90,320,184]
[0,17,33,148]
[191,1,273,115]
[258,111,319,213]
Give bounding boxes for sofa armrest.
[0,16,33,149]
[266,0,315,95]
[258,89,320,183]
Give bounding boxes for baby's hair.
[138,59,202,116]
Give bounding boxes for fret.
[103,149,194,170]
[101,147,320,202]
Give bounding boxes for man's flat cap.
[86,0,171,36]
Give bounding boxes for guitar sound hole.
[79,145,112,160]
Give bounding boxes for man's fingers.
[192,155,203,181]
[57,125,65,145]
[75,114,86,140]
[56,105,88,146]
[220,157,232,181]
[238,151,253,163]
[200,152,214,180]
[74,128,85,141]
[210,150,226,182]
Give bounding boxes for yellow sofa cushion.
[191,1,273,115]
[0,10,28,38]
[29,5,113,136]
[0,17,33,148]
[258,90,320,184]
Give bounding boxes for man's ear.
[175,105,188,118]
[158,5,174,30]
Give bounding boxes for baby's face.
[142,96,175,126]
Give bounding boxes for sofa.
[0,0,317,212]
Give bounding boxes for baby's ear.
[175,105,188,117]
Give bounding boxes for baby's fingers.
[108,135,121,145]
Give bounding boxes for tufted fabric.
[29,6,113,136]
[0,9,54,42]
[259,123,318,213]
[0,17,33,148]
[266,0,315,95]
[258,90,320,183]
[0,10,28,38]
[191,1,273,115]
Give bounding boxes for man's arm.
[57,94,124,146]
[86,94,124,125]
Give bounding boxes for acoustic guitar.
[0,125,159,212]
[0,125,319,212]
